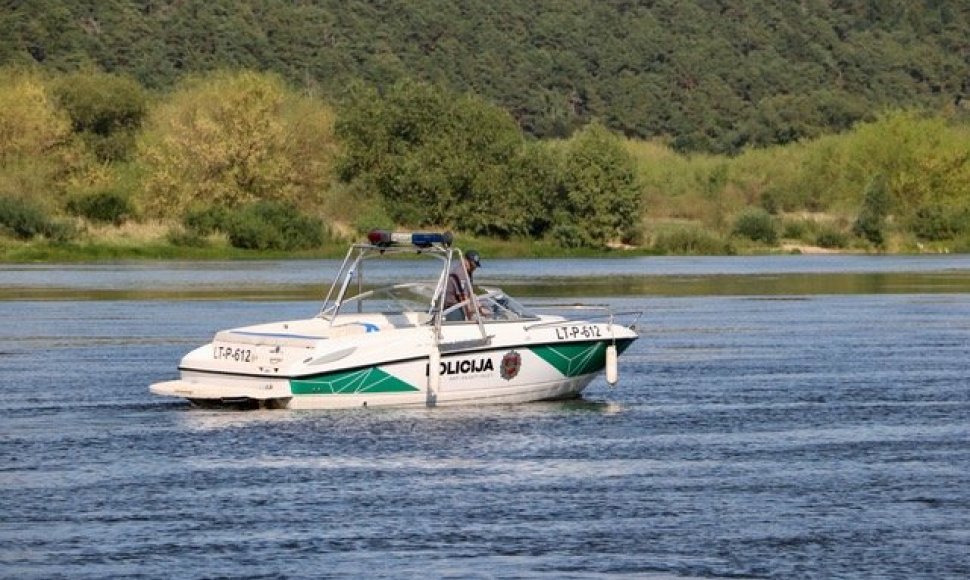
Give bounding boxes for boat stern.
[149,376,291,400]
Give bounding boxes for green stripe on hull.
[531,339,634,377]
[531,342,607,377]
[290,367,419,395]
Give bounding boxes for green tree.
[0,67,72,166]
[51,70,148,162]
[137,70,336,216]
[551,123,641,248]
[5,1,970,154]
[0,66,80,210]
[335,79,536,237]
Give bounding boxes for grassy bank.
[0,227,657,263]
[4,213,967,264]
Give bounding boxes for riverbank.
[1,217,964,263]
[0,235,953,264]
[0,237,855,263]
[0,221,649,263]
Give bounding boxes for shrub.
[852,174,890,246]
[652,225,732,255]
[0,68,73,164]
[911,203,969,241]
[0,196,50,239]
[351,203,395,235]
[781,218,809,240]
[620,222,645,246]
[814,226,848,249]
[182,206,230,236]
[138,71,335,216]
[41,220,79,244]
[760,190,780,215]
[951,233,970,254]
[227,214,283,251]
[732,208,777,244]
[166,226,209,247]
[66,191,132,225]
[853,210,884,245]
[225,201,325,251]
[0,196,77,242]
[336,79,529,232]
[548,220,589,249]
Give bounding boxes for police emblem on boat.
[500,350,522,381]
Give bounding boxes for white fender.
[606,344,618,385]
[427,347,441,406]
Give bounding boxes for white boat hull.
[150,315,637,410]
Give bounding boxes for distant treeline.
[2,0,969,153]
[2,68,969,258]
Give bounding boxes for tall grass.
[627,111,970,251]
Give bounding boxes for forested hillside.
[3,0,969,153]
[3,2,970,259]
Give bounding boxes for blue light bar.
[367,230,453,248]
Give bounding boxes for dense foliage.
[3,0,970,256]
[224,201,326,251]
[336,81,640,245]
[136,71,336,217]
[551,124,641,247]
[335,80,537,236]
[51,70,148,162]
[173,201,327,251]
[0,68,72,166]
[3,65,970,255]
[65,190,132,225]
[733,208,778,245]
[0,68,84,217]
[630,110,970,250]
[852,175,891,246]
[3,0,968,153]
[0,195,52,239]
[0,195,75,242]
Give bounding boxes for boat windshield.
[474,287,539,322]
[320,282,437,317]
[321,283,538,323]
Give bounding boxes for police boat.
[149,231,640,409]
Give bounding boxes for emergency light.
[366,230,453,248]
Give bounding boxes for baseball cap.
[466,250,482,267]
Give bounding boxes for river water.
[1,256,969,579]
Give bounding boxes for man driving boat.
[443,250,482,321]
